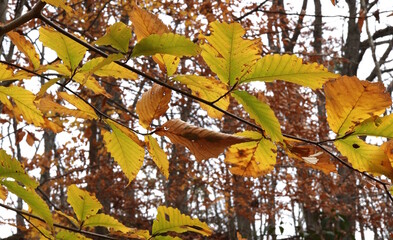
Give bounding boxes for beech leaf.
[353,114,393,138]
[94,22,132,53]
[155,119,251,161]
[7,31,40,70]
[232,90,283,143]
[102,119,145,183]
[42,0,73,13]
[174,75,229,118]
[67,184,102,223]
[132,33,200,57]
[152,206,212,237]
[335,136,393,179]
[241,54,338,89]
[136,84,171,129]
[83,213,130,233]
[325,76,391,136]
[145,135,169,179]
[225,131,277,177]
[201,21,260,85]
[39,27,87,72]
[58,92,98,120]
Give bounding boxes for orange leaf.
[7,31,40,70]
[155,119,251,161]
[136,84,171,129]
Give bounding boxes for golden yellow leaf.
[353,114,393,138]
[242,54,338,89]
[7,31,40,70]
[225,131,276,177]
[381,140,393,171]
[201,21,260,85]
[335,136,393,179]
[58,92,98,120]
[136,84,171,129]
[102,119,145,183]
[155,119,251,161]
[37,96,93,120]
[0,63,15,81]
[325,76,391,136]
[0,185,8,201]
[145,135,169,179]
[42,0,73,13]
[174,75,229,118]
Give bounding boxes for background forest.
[1,0,393,239]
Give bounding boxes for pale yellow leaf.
[353,114,393,138]
[83,213,130,233]
[67,184,102,223]
[58,92,98,120]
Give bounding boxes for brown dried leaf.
[155,119,251,161]
[136,84,171,129]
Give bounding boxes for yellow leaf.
[83,213,130,233]
[201,21,260,85]
[128,5,178,76]
[136,84,171,129]
[155,119,251,161]
[0,63,16,81]
[242,54,338,89]
[145,135,169,179]
[225,131,277,177]
[102,119,145,183]
[335,136,393,179]
[152,206,212,237]
[67,184,102,223]
[42,0,73,13]
[94,22,132,53]
[7,31,40,70]
[0,86,45,127]
[174,75,229,119]
[325,76,391,136]
[381,140,393,171]
[58,92,98,120]
[57,230,91,240]
[39,27,87,71]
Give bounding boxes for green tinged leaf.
[232,90,282,143]
[102,119,145,183]
[353,114,393,138]
[67,184,102,223]
[39,26,87,72]
[241,54,338,89]
[335,136,393,179]
[132,33,200,57]
[0,150,38,188]
[2,181,53,229]
[94,22,132,53]
[201,21,260,85]
[152,206,212,237]
[83,213,130,233]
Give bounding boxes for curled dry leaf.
[155,119,252,161]
[136,84,171,129]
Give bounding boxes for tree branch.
[0,1,46,37]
